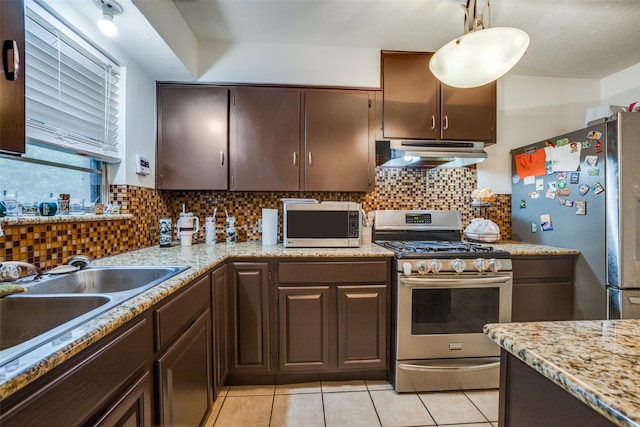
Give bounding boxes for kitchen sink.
[22,266,189,294]
[0,295,111,350]
[0,265,189,367]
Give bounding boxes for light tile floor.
[205,380,499,427]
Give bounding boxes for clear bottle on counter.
[205,216,216,245]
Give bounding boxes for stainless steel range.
[374,210,512,392]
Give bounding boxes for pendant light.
[429,0,529,88]
[94,0,123,37]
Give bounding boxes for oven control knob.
[475,258,488,272]
[488,258,502,272]
[451,258,466,273]
[429,259,442,274]
[402,262,413,276]
[417,261,429,275]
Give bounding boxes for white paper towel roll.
[262,208,278,245]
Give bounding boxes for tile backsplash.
[0,168,511,268]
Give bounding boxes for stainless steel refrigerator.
[511,112,640,320]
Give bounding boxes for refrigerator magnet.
[587,131,602,139]
[512,174,521,184]
[556,137,570,147]
[531,222,538,233]
[535,178,544,190]
[528,191,540,199]
[520,199,527,209]
[524,176,535,185]
[545,189,557,200]
[592,182,605,194]
[570,172,580,184]
[585,155,598,166]
[547,181,557,190]
[575,201,587,215]
[588,168,600,176]
[557,189,571,197]
[579,184,590,196]
[596,140,603,153]
[565,200,574,207]
[582,141,592,149]
[558,198,567,205]
[541,214,553,231]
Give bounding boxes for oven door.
[397,273,512,360]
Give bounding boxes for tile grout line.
[366,386,384,427]
[462,391,493,424]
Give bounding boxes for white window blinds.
[25,4,121,163]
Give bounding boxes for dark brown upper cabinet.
[0,0,26,155]
[304,89,374,192]
[381,51,496,144]
[229,87,374,192]
[156,84,229,190]
[229,87,302,191]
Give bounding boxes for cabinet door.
[229,88,301,191]
[94,372,152,427]
[0,0,26,154]
[441,82,496,143]
[278,286,331,372]
[337,285,387,370]
[382,52,439,140]
[156,310,212,427]
[212,264,229,398]
[157,85,228,190]
[229,262,271,374]
[304,90,374,192]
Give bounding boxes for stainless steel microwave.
[283,201,361,248]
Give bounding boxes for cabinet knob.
[220,151,224,166]
[293,152,297,166]
[444,115,449,130]
[308,152,313,166]
[431,115,436,130]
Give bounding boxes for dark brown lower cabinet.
[95,371,153,427]
[212,264,229,398]
[337,285,387,369]
[276,260,389,375]
[499,350,615,427]
[229,262,271,374]
[0,315,153,426]
[278,286,332,371]
[156,309,212,427]
[511,255,575,321]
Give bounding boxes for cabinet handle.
[431,115,436,130]
[292,152,297,166]
[308,152,313,166]
[444,115,449,130]
[220,151,225,166]
[2,40,19,81]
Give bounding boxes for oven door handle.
[400,276,511,287]
[398,360,500,372]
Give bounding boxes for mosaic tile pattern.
[1,168,511,267]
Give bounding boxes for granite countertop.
[485,240,580,256]
[0,242,393,399]
[485,320,640,427]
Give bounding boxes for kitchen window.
[0,0,121,205]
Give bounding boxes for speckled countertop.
[484,240,580,256]
[0,242,392,400]
[485,320,640,427]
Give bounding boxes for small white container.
[361,226,372,245]
[205,217,216,245]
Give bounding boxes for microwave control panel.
[349,211,360,238]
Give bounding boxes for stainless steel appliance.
[283,201,361,247]
[374,210,512,392]
[511,112,640,319]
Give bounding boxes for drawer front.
[278,261,388,284]
[512,256,574,282]
[154,274,210,351]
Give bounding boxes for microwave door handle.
[400,276,511,287]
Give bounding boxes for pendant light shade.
[429,1,529,88]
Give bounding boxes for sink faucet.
[0,261,43,282]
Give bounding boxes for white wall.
[477,75,600,193]
[600,62,640,107]
[110,60,157,188]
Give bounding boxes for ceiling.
[62,0,640,82]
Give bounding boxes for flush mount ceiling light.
[94,0,123,37]
[429,0,529,88]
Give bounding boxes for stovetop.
[376,240,511,259]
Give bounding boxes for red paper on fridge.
[515,149,546,178]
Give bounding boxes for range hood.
[376,140,487,168]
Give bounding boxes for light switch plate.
[136,154,150,175]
